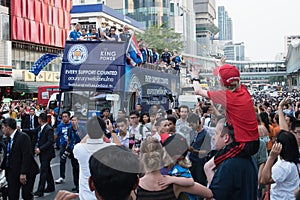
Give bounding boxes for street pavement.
[33,149,78,200]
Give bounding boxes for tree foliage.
[136,25,184,54]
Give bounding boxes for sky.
[216,0,300,61]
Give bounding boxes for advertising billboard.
[60,41,127,91]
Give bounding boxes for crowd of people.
[68,23,182,72]
[0,62,299,200]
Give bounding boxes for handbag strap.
[296,163,300,178]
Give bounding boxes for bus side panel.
[125,65,180,112]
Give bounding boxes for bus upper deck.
[58,40,180,119]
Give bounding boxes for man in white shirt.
[176,105,190,132]
[116,117,130,148]
[73,117,114,200]
[128,110,149,141]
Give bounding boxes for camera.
[191,78,200,84]
[61,147,71,160]
[205,102,211,106]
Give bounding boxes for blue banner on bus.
[60,41,127,91]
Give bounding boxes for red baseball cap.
[213,64,240,86]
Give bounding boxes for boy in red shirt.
[193,64,259,184]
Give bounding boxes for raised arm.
[106,119,121,145]
[210,100,221,117]
[261,143,282,184]
[295,101,300,112]
[193,81,209,98]
[278,97,289,131]
[214,57,226,67]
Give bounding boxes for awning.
[13,81,59,93]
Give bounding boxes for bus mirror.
[106,94,119,101]
[49,100,57,109]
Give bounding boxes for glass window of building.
[170,2,174,15]
[0,0,9,7]
[19,50,25,70]
[163,0,167,7]
[1,13,9,40]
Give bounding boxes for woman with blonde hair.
[134,137,213,200]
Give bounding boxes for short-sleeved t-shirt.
[168,164,195,200]
[207,85,259,142]
[55,122,72,146]
[168,164,192,178]
[271,159,300,200]
[69,30,82,41]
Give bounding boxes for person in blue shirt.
[140,44,148,64]
[187,113,211,193]
[86,28,99,41]
[152,48,160,64]
[69,23,82,41]
[209,118,258,200]
[171,50,182,71]
[64,115,86,192]
[54,111,72,184]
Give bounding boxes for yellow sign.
[45,72,54,82]
[53,72,60,82]
[23,71,35,81]
[36,72,46,82]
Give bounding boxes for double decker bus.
[56,40,180,119]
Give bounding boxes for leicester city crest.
[67,44,88,65]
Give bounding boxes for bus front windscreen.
[62,91,120,120]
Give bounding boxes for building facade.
[169,0,196,55]
[77,0,171,29]
[0,0,72,99]
[217,6,232,40]
[70,3,145,37]
[224,42,245,61]
[0,4,13,96]
[193,0,218,56]
[286,39,300,90]
[284,35,300,56]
